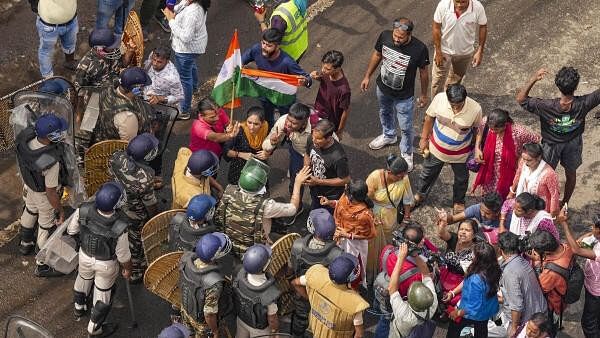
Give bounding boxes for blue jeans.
[174,52,200,113]
[374,316,391,338]
[376,86,415,155]
[288,144,304,198]
[36,16,79,77]
[96,0,134,36]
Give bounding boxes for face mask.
[131,87,143,97]
[47,130,66,143]
[144,146,159,161]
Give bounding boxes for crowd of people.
[10,0,600,337]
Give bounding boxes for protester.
[431,0,487,95]
[310,50,351,137]
[500,192,560,242]
[512,312,553,338]
[446,242,501,338]
[442,192,504,244]
[557,208,600,338]
[223,107,269,185]
[304,119,350,212]
[140,0,169,40]
[253,0,308,62]
[242,28,312,128]
[417,84,482,213]
[516,66,600,205]
[189,98,240,157]
[472,108,540,199]
[506,143,561,216]
[360,17,430,171]
[163,0,210,117]
[143,47,184,113]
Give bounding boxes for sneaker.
[154,16,171,33]
[368,134,397,150]
[35,264,64,277]
[401,152,414,172]
[88,323,118,338]
[177,111,191,120]
[129,270,144,284]
[19,241,35,256]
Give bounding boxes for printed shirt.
[144,57,184,106]
[169,2,208,54]
[433,0,487,55]
[584,240,600,296]
[426,92,482,163]
[262,114,311,155]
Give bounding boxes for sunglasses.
[393,20,413,32]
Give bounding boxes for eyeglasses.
[393,20,413,32]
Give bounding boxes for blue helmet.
[120,67,152,91]
[127,133,159,161]
[34,113,68,142]
[95,181,126,212]
[89,28,116,48]
[186,195,216,222]
[307,208,336,241]
[242,244,272,274]
[158,323,191,338]
[328,253,360,285]
[187,150,219,177]
[39,78,70,96]
[195,232,231,263]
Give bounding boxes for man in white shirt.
[143,47,185,117]
[431,0,487,95]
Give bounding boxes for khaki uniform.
[305,265,369,338]
[171,147,210,209]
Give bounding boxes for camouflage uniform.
[109,149,156,278]
[74,50,121,88]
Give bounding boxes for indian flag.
[211,30,241,109]
[237,68,303,106]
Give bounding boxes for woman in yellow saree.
[365,154,414,285]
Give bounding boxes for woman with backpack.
[557,207,600,337]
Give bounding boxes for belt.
[39,13,77,27]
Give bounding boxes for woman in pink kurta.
[472,109,540,199]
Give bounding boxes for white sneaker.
[401,152,414,172]
[369,134,397,150]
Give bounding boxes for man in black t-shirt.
[360,17,430,172]
[303,119,350,212]
[516,66,600,205]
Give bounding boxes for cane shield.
[141,209,186,266]
[267,232,301,316]
[83,140,128,196]
[121,11,144,67]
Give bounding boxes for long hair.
[466,242,501,298]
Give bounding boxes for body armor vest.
[233,268,281,329]
[179,252,225,323]
[15,127,68,192]
[290,235,343,276]
[215,185,267,257]
[94,84,151,142]
[79,202,128,261]
[168,212,216,252]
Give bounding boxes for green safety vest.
[271,1,308,61]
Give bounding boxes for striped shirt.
[169,2,208,54]
[427,92,482,163]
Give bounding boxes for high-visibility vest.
[271,1,308,61]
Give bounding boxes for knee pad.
[90,300,112,325]
[20,207,38,229]
[20,226,35,243]
[74,290,88,306]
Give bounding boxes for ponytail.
[516,192,546,212]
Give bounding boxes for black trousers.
[417,153,468,204]
[582,289,600,338]
[446,318,488,338]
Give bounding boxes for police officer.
[172,148,223,209]
[179,232,232,338]
[214,161,311,257]
[92,66,152,143]
[168,194,217,252]
[110,132,159,283]
[16,113,69,277]
[297,253,369,338]
[289,208,343,337]
[66,181,132,337]
[233,244,281,337]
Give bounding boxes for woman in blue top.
[447,241,501,338]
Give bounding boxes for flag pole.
[230,80,235,121]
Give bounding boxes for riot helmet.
[127,133,159,162]
[238,157,269,193]
[242,244,272,274]
[186,150,219,177]
[39,78,70,96]
[407,281,434,313]
[195,232,232,263]
[186,194,217,222]
[95,181,126,212]
[120,67,152,92]
[307,208,336,241]
[328,253,360,285]
[34,113,68,142]
[89,29,121,59]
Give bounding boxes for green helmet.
[407,281,434,313]
[239,157,269,193]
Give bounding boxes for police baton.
[124,278,138,329]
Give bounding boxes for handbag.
[382,171,405,224]
[467,124,489,173]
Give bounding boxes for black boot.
[35,264,64,277]
[88,323,118,337]
[19,226,35,256]
[63,53,78,71]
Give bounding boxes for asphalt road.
[2,0,600,337]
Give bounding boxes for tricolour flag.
[211,30,241,109]
[237,68,303,107]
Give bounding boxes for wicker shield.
[267,232,301,316]
[83,140,128,196]
[142,209,186,265]
[144,251,184,307]
[121,10,144,67]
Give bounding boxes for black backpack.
[544,257,584,305]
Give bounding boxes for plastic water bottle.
[254,0,265,14]
[166,0,176,11]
